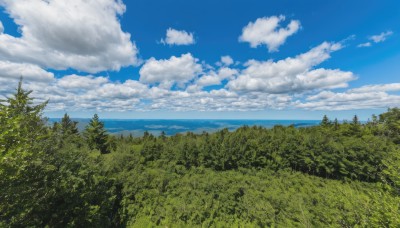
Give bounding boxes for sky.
[0,0,399,120]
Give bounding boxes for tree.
[0,79,55,226]
[352,115,360,125]
[53,113,82,147]
[379,108,400,143]
[333,118,339,130]
[321,115,331,127]
[349,115,361,135]
[60,113,79,136]
[84,114,111,154]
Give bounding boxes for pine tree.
[0,79,55,226]
[333,118,339,130]
[321,115,331,127]
[0,78,49,155]
[61,113,79,136]
[84,114,110,154]
[352,115,360,125]
[349,115,361,135]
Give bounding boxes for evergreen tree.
[352,115,360,125]
[0,79,55,226]
[333,118,339,130]
[321,115,331,127]
[84,114,110,154]
[52,113,82,148]
[60,113,79,136]
[379,108,400,143]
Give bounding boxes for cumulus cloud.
[219,55,234,66]
[0,0,138,73]
[161,28,195,46]
[348,83,400,93]
[239,15,300,52]
[1,75,149,112]
[358,31,393,48]
[197,67,238,87]
[57,75,109,89]
[296,82,400,110]
[139,53,203,88]
[227,42,354,93]
[0,20,3,34]
[0,61,54,82]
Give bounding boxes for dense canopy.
[1,81,399,227]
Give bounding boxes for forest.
[1,80,400,227]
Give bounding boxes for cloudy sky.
[0,0,399,120]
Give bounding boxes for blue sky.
[0,0,399,120]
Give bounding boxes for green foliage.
[0,81,119,227]
[380,107,400,143]
[320,114,331,127]
[2,80,400,227]
[60,113,79,135]
[84,114,112,154]
[0,79,54,226]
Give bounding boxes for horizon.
[1,0,399,119]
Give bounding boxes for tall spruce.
[84,114,110,154]
[321,115,331,127]
[0,79,54,226]
[61,113,79,136]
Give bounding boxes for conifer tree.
[321,115,331,127]
[333,118,339,130]
[61,113,79,136]
[0,79,54,225]
[379,108,400,143]
[84,114,110,154]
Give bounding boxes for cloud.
[358,31,393,48]
[197,67,238,87]
[57,75,109,89]
[0,20,3,34]
[370,31,393,43]
[348,83,400,93]
[0,0,139,73]
[220,55,234,66]
[161,28,195,46]
[0,61,54,82]
[227,42,354,93]
[1,75,149,112]
[296,83,400,110]
[139,53,203,88]
[239,15,300,52]
[357,42,371,48]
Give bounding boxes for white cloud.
[370,31,393,43]
[357,42,371,48]
[239,15,300,52]
[197,75,222,87]
[85,80,148,100]
[358,31,393,48]
[57,75,109,89]
[296,83,400,110]
[139,53,203,88]
[228,42,354,93]
[348,83,400,93]
[0,0,138,73]
[220,55,234,66]
[0,21,3,34]
[0,61,54,82]
[161,28,195,46]
[197,67,238,87]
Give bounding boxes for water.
[49,119,320,136]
